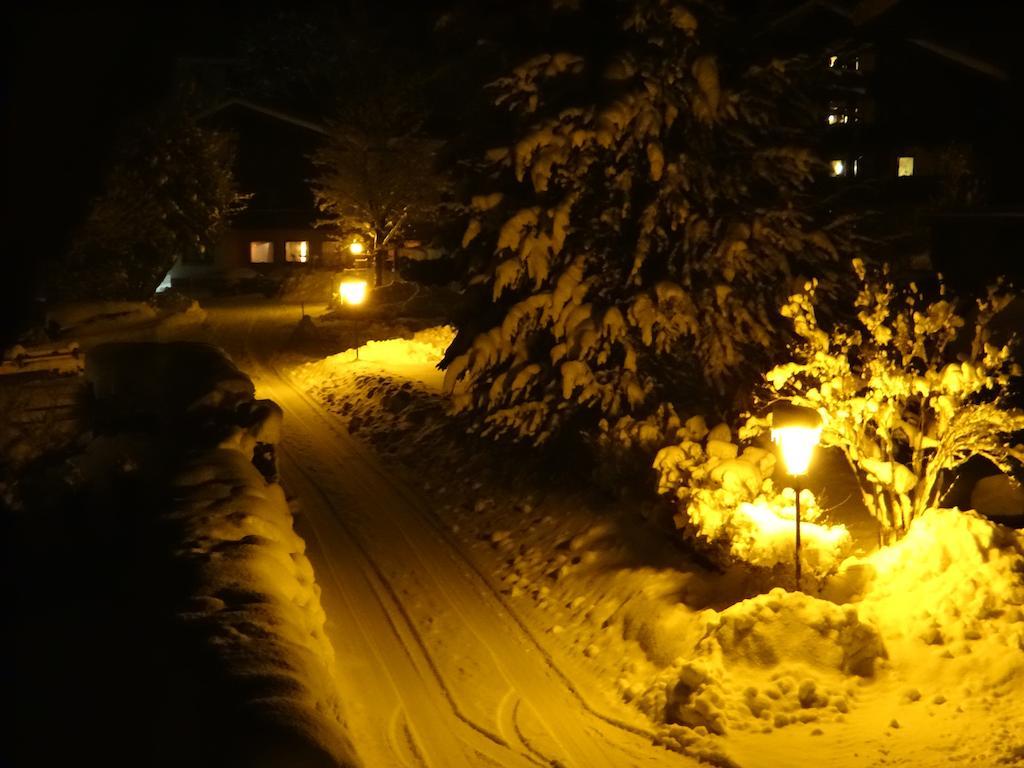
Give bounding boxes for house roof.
[198,98,331,136]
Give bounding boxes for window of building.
[828,54,862,73]
[285,241,310,263]
[250,241,274,263]
[897,156,915,177]
[830,159,847,177]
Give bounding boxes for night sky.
[6,2,267,334]
[7,0,1024,337]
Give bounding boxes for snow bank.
[291,326,455,451]
[164,447,358,767]
[87,341,357,766]
[46,301,157,333]
[354,325,456,367]
[44,298,207,346]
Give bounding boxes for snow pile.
[842,507,1024,658]
[629,589,884,744]
[164,447,358,767]
[355,325,456,366]
[624,508,1024,764]
[291,326,455,451]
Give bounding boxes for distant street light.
[349,240,365,256]
[771,403,823,591]
[339,279,368,306]
[339,278,369,361]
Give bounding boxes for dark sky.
[5,0,1024,335]
[5,2,262,333]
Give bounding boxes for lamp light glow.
[339,279,368,305]
[771,425,822,476]
[349,241,365,256]
[771,404,823,475]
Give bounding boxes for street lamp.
[338,279,368,306]
[339,278,369,361]
[349,240,364,257]
[771,403,822,591]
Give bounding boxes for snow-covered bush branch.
[443,0,856,444]
[654,416,851,575]
[755,259,1024,535]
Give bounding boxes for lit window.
[830,159,847,177]
[250,241,273,263]
[897,156,915,177]
[828,55,838,68]
[285,241,310,263]
[853,157,860,177]
[826,112,850,125]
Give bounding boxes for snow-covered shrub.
[654,416,851,574]
[443,0,856,444]
[755,259,1024,535]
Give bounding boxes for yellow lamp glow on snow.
[339,279,368,305]
[349,241,365,256]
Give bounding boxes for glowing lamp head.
[771,404,822,476]
[349,241,364,256]
[339,279,368,306]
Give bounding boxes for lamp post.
[771,403,822,592]
[338,279,369,361]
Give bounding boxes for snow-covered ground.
[14,298,1020,767]
[289,315,1024,768]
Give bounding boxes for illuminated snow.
[293,322,1024,767]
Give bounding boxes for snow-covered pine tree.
[442,0,855,445]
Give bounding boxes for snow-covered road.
[203,302,693,768]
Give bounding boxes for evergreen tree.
[59,94,245,300]
[443,0,856,444]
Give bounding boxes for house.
[164,98,354,290]
[757,0,1024,284]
